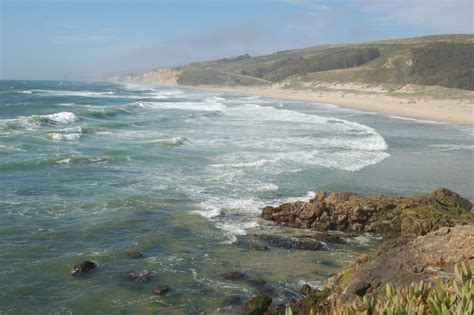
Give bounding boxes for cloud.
[358,0,473,33]
[51,35,120,44]
[280,0,330,11]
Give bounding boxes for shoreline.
[179,84,474,126]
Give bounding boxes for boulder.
[248,277,266,286]
[222,271,245,280]
[127,270,156,283]
[72,260,96,276]
[152,285,170,295]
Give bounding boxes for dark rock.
[152,285,169,295]
[248,277,266,286]
[226,295,242,305]
[242,294,272,315]
[299,284,314,296]
[72,260,96,275]
[255,244,269,251]
[348,280,371,296]
[259,234,324,251]
[127,270,156,283]
[258,287,277,297]
[127,250,143,259]
[222,271,245,280]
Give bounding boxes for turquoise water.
[0,80,473,313]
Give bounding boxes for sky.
[1,0,473,80]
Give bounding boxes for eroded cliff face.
[107,67,182,86]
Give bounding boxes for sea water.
[0,80,472,313]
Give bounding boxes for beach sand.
[182,84,474,126]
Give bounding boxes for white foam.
[30,89,116,97]
[0,144,24,153]
[46,112,79,124]
[47,127,82,141]
[142,100,226,112]
[389,115,446,125]
[49,133,81,141]
[429,144,474,152]
[257,183,279,191]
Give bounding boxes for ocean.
[1,80,473,313]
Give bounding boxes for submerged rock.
[254,244,269,251]
[222,271,245,280]
[127,250,143,259]
[72,260,96,275]
[127,270,156,283]
[261,188,472,239]
[226,295,242,305]
[152,285,170,295]
[242,294,272,315]
[248,277,266,286]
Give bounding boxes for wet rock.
[261,188,473,239]
[72,260,96,275]
[222,271,245,280]
[152,285,170,295]
[127,250,143,259]
[255,244,269,251]
[258,287,277,297]
[242,294,272,315]
[127,270,156,283]
[259,234,324,251]
[226,295,242,305]
[248,277,266,286]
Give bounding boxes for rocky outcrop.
[107,67,182,86]
[325,224,474,302]
[262,188,472,239]
[261,188,473,311]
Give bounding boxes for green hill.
[176,34,474,90]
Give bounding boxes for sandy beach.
[182,84,474,126]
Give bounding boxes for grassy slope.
[177,34,474,93]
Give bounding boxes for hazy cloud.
[280,0,330,11]
[358,0,473,33]
[52,35,120,44]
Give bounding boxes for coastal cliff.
[107,67,182,86]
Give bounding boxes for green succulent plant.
[338,262,473,315]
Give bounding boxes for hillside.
[182,34,474,90]
[108,34,474,91]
